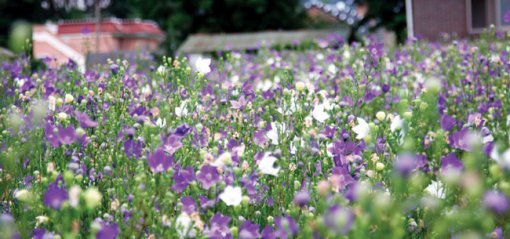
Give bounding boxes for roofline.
[57,17,159,26]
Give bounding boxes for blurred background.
[7,0,504,70]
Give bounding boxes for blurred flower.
[74,110,98,128]
[14,189,32,202]
[424,180,445,199]
[390,115,403,132]
[483,190,509,214]
[274,216,298,239]
[293,190,310,207]
[323,205,354,235]
[239,220,260,239]
[83,187,102,209]
[65,94,74,104]
[43,182,68,209]
[96,222,119,239]
[175,212,194,238]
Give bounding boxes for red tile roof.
[57,18,164,36]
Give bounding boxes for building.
[406,0,510,40]
[33,18,164,70]
[178,29,347,55]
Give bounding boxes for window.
[468,0,489,32]
[471,0,488,28]
[497,0,510,27]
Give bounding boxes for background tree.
[348,0,406,44]
[106,0,306,54]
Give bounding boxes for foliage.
[1,33,510,238]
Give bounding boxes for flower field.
[1,35,510,238]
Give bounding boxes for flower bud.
[375,162,385,171]
[376,111,386,121]
[65,94,74,104]
[83,187,102,209]
[14,189,32,202]
[58,112,68,121]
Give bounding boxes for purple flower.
[123,139,142,158]
[253,130,267,147]
[329,166,355,192]
[239,220,260,239]
[96,222,120,239]
[293,190,310,207]
[43,182,68,209]
[45,123,61,148]
[261,226,275,239]
[274,216,298,239]
[394,153,418,176]
[449,128,471,151]
[33,228,52,239]
[74,110,98,128]
[146,148,173,173]
[180,196,196,214]
[174,124,191,137]
[58,125,78,145]
[172,166,195,193]
[204,213,232,238]
[231,95,247,110]
[197,164,220,189]
[110,64,119,75]
[324,205,354,234]
[162,134,183,155]
[483,190,509,214]
[490,227,503,239]
[440,153,464,174]
[440,114,456,131]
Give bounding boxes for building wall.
[412,0,468,40]
[60,34,119,55]
[119,38,160,51]
[33,41,73,67]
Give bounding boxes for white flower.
[48,96,56,111]
[491,147,510,170]
[352,118,370,140]
[328,64,337,75]
[312,104,330,123]
[157,65,166,76]
[193,56,211,74]
[175,212,195,238]
[155,118,167,128]
[258,153,280,176]
[211,152,232,168]
[175,101,189,117]
[141,85,152,97]
[266,122,282,145]
[36,215,49,227]
[219,186,243,206]
[424,180,445,199]
[390,115,403,132]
